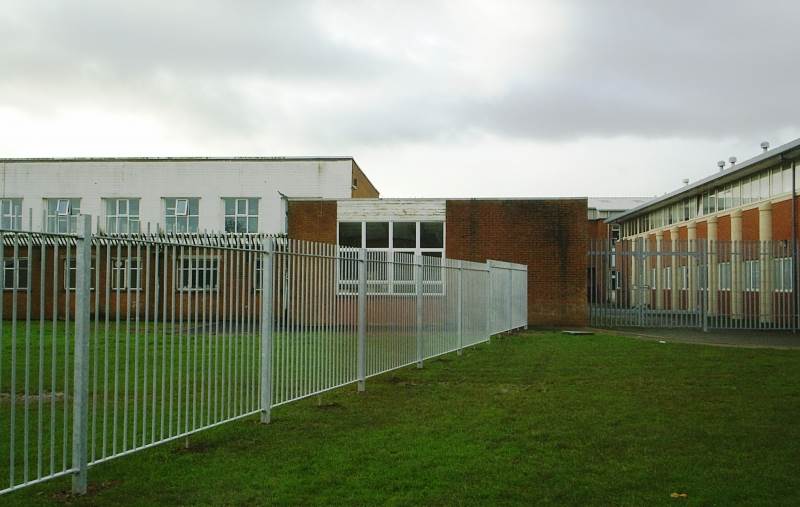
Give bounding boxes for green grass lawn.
[5,330,800,505]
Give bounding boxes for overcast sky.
[1,1,799,198]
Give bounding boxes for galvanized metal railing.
[0,216,528,496]
[588,238,799,330]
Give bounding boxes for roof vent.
[761,141,770,152]
[717,160,726,172]
[682,178,690,186]
[728,156,737,166]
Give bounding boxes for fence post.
[260,237,274,423]
[415,254,423,368]
[357,248,367,390]
[507,266,512,332]
[71,214,91,495]
[486,261,493,342]
[457,260,463,356]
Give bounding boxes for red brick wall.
[287,201,338,244]
[445,199,588,327]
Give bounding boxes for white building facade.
[0,157,377,234]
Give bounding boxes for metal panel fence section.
[488,260,529,335]
[1,219,528,496]
[588,238,799,330]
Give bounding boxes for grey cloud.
[1,0,799,149]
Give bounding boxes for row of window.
[641,258,794,292]
[337,221,445,294]
[623,163,797,237]
[0,197,260,234]
[3,257,248,291]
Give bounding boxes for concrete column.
[655,231,664,309]
[759,202,773,323]
[707,216,718,316]
[730,209,743,319]
[670,226,680,311]
[687,221,697,310]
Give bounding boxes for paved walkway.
[589,327,800,349]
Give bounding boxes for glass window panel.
[338,222,362,248]
[420,222,444,248]
[365,222,389,248]
[225,198,235,215]
[392,222,416,248]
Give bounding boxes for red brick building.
[288,198,589,327]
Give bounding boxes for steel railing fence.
[488,260,529,335]
[0,216,528,496]
[588,238,800,330]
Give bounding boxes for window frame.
[2,257,29,290]
[176,254,220,292]
[0,198,23,230]
[223,197,259,234]
[46,198,81,233]
[104,197,141,235]
[335,220,446,295]
[164,197,200,234]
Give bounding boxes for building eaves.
[609,137,800,224]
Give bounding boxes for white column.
[707,216,718,316]
[730,209,743,319]
[688,221,698,310]
[655,230,664,309]
[759,202,773,323]
[670,226,680,311]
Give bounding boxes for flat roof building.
[0,157,378,234]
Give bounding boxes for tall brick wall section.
[287,201,338,244]
[445,199,588,327]
[351,162,380,198]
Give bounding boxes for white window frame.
[663,266,672,290]
[2,257,28,290]
[177,255,220,292]
[111,257,141,290]
[336,220,445,295]
[46,198,81,233]
[105,198,141,234]
[164,197,200,234]
[0,198,23,230]
[774,257,793,293]
[64,257,96,290]
[223,197,258,233]
[717,262,731,291]
[744,259,760,292]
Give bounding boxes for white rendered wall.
[0,159,355,233]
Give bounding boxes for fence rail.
[0,217,528,496]
[588,238,799,330]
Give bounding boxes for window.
[610,270,620,290]
[663,266,672,290]
[680,265,689,290]
[717,262,731,291]
[165,197,200,233]
[46,198,81,233]
[105,198,140,234]
[177,256,219,291]
[744,259,760,291]
[336,220,445,294]
[64,257,96,290]
[774,257,793,292]
[0,199,22,230]
[3,258,28,290]
[111,258,141,290]
[223,198,258,233]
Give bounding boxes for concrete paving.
[590,327,800,349]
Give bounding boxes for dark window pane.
[420,222,444,248]
[393,222,416,248]
[365,222,389,248]
[338,222,362,247]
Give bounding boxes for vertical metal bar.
[457,260,463,355]
[260,238,274,422]
[357,248,367,391]
[71,215,91,494]
[415,254,423,368]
